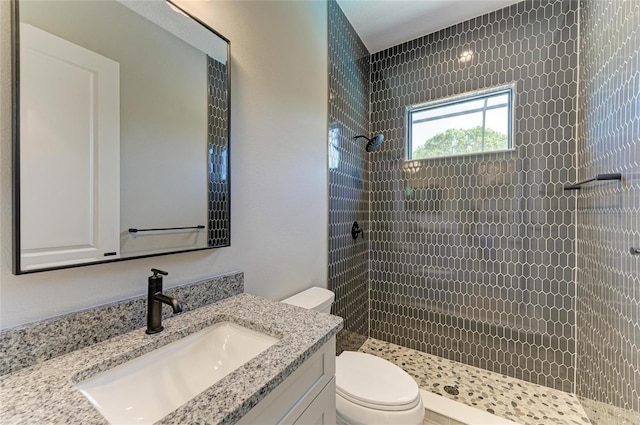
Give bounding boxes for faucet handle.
[150,268,168,276]
[149,269,168,293]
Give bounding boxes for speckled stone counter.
[1,272,244,376]
[0,294,343,425]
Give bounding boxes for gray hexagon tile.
[368,0,578,392]
[328,0,370,354]
[207,56,229,246]
[576,0,640,422]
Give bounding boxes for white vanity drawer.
[237,336,336,425]
[293,377,336,425]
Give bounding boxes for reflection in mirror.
[13,0,230,273]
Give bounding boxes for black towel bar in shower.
[128,225,205,233]
[563,173,622,190]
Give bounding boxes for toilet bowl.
[282,288,424,425]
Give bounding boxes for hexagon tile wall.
[576,0,640,423]
[328,0,370,353]
[369,0,578,392]
[207,57,229,247]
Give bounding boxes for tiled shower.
[328,0,639,423]
[369,0,577,393]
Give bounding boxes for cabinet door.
[293,378,336,425]
[236,338,336,425]
[19,23,120,270]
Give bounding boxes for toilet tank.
[281,287,334,314]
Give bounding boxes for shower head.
[353,134,384,152]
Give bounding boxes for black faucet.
[146,268,183,334]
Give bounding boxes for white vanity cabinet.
[237,337,336,425]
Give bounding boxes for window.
[407,86,513,160]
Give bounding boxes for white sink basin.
[76,321,279,424]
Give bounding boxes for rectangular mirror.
[12,0,230,274]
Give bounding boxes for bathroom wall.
[576,0,640,423]
[0,0,328,329]
[369,1,577,391]
[327,0,370,353]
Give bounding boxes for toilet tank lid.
[281,287,334,311]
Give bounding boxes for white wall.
[0,0,328,329]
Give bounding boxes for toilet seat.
[335,351,422,411]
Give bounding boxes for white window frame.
[406,84,515,161]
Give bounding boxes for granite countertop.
[0,293,343,425]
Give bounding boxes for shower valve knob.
[351,222,363,240]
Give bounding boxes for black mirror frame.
[11,0,231,274]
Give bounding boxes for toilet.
[282,287,424,425]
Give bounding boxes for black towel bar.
[564,173,622,190]
[129,225,205,233]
